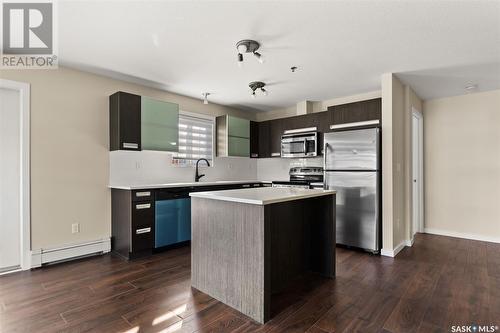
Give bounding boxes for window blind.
[175,114,214,162]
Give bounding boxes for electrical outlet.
[72,223,80,234]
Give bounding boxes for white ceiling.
[59,1,500,111]
[397,62,500,100]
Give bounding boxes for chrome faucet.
[195,158,210,182]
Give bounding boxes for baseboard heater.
[31,238,111,268]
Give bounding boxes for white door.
[412,111,423,236]
[0,88,22,273]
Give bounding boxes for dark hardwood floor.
[1,233,499,333]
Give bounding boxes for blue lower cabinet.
[155,198,191,248]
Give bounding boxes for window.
[173,112,214,165]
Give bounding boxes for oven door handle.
[303,139,307,154]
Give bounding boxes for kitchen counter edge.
[189,188,336,206]
[108,180,272,190]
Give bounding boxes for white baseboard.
[424,228,500,244]
[405,237,414,247]
[31,238,111,268]
[381,240,406,257]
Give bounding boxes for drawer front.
[132,226,154,252]
[132,190,153,202]
[131,201,154,253]
[132,201,154,228]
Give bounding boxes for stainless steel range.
[272,167,324,189]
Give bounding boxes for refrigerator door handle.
[323,142,329,174]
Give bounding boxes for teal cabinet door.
[228,116,250,138]
[141,97,179,152]
[155,198,191,248]
[228,137,250,157]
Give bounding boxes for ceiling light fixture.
[249,81,267,98]
[202,92,210,105]
[236,40,264,66]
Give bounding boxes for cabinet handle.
[135,191,151,197]
[242,184,251,188]
[251,153,258,158]
[271,152,281,157]
[123,142,139,149]
[136,227,151,234]
[330,120,380,130]
[135,203,151,210]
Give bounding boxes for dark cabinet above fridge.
[328,98,381,126]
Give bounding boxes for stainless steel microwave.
[281,128,318,158]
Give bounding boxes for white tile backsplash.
[110,151,323,185]
[256,157,323,181]
[110,150,258,186]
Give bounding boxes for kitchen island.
[190,187,336,323]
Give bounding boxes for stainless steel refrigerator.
[323,127,381,253]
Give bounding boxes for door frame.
[411,108,424,235]
[0,79,31,274]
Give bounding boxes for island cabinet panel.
[191,194,336,324]
[306,196,336,276]
[267,195,336,291]
[191,198,269,323]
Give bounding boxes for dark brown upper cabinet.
[328,98,381,127]
[269,119,284,157]
[257,121,271,158]
[110,91,180,152]
[110,92,141,151]
[275,111,331,134]
[315,111,333,134]
[250,121,259,158]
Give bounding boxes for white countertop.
[189,187,336,205]
[109,180,271,190]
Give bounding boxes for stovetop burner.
[272,167,324,189]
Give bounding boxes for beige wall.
[423,90,500,241]
[381,73,421,254]
[0,67,253,250]
[255,90,382,122]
